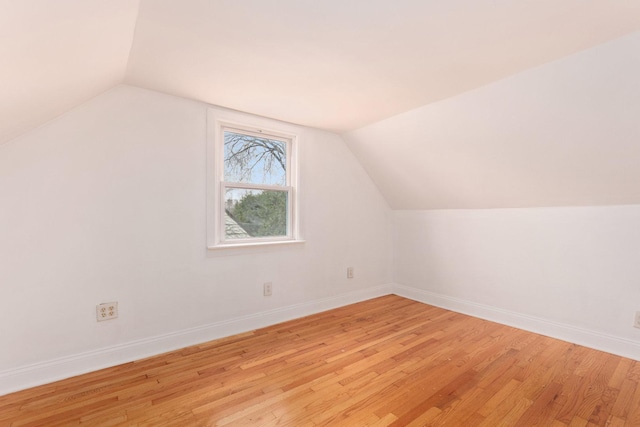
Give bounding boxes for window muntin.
[215,124,297,245]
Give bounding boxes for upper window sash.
[221,126,292,188]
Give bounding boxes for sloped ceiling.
[345,32,640,209]
[3,0,640,146]
[125,0,640,132]
[2,1,640,209]
[0,0,140,144]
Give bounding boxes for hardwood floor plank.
[612,379,637,419]
[513,381,563,426]
[1,295,639,426]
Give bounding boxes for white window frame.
[207,109,301,249]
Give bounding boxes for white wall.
[394,207,640,359]
[0,85,393,394]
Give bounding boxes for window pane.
[224,188,288,239]
[224,131,286,186]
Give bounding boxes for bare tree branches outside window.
[224,131,286,186]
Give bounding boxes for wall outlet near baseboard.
[264,282,272,296]
[347,267,354,279]
[634,312,640,329]
[96,302,118,321]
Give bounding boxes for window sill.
[207,239,306,250]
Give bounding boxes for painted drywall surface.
[126,1,640,133]
[0,0,140,144]
[0,85,392,373]
[394,208,640,344]
[344,31,640,209]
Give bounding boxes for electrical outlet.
[264,282,273,296]
[347,267,354,279]
[634,311,640,329]
[96,302,118,322]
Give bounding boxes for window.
[207,111,300,248]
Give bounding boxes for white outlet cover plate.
[263,282,272,296]
[96,302,118,322]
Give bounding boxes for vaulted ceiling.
[0,0,139,144]
[2,1,640,209]
[2,0,640,144]
[345,31,640,209]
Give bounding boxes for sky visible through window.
[223,130,286,187]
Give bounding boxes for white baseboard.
[6,283,636,397]
[393,283,640,361]
[0,284,393,396]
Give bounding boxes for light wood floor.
[2,295,640,426]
